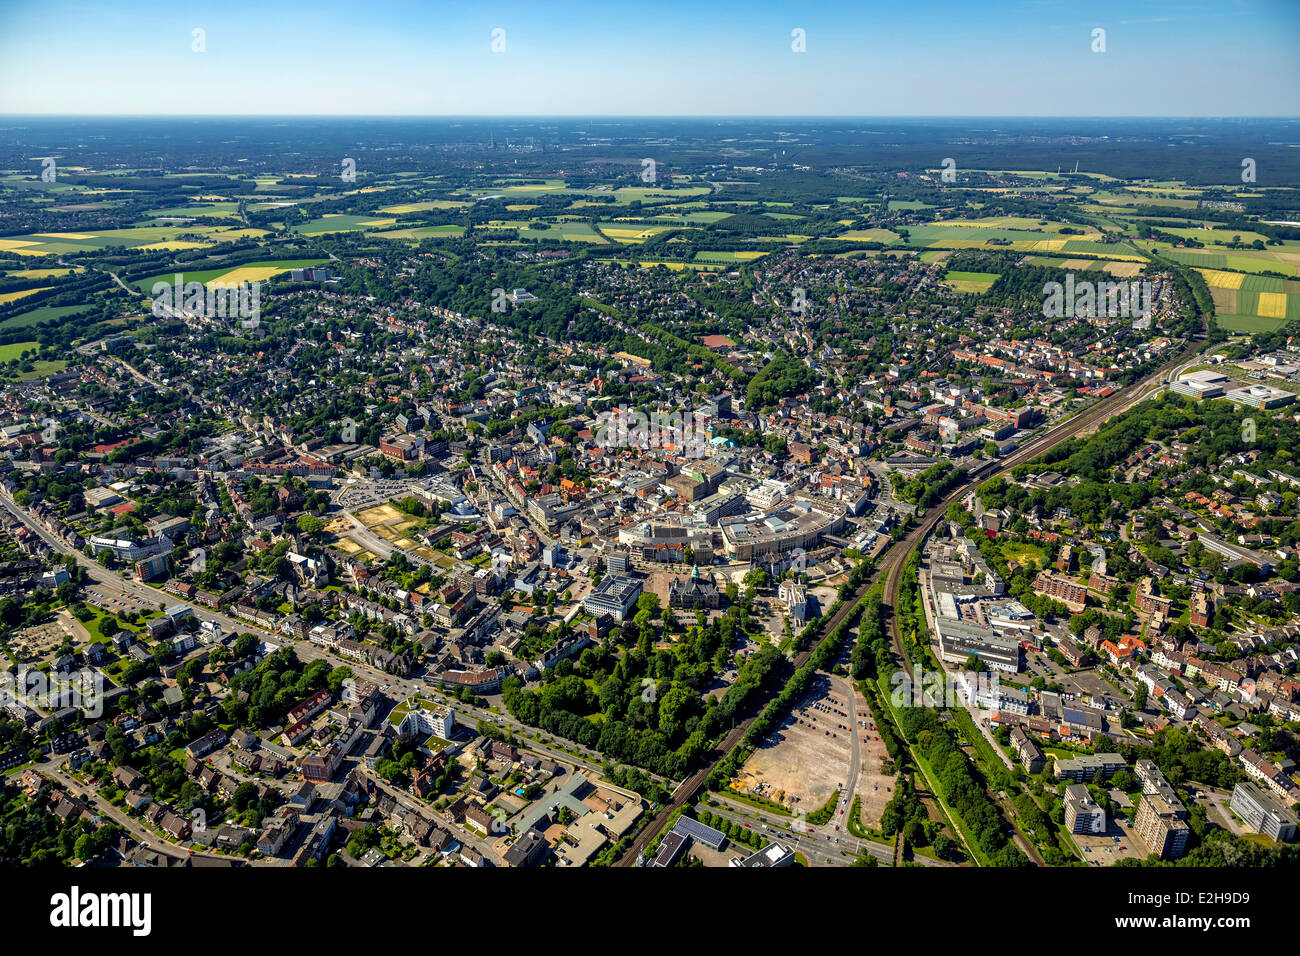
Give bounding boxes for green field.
[899,224,1074,251]
[369,224,466,240]
[693,250,769,264]
[292,214,397,234]
[0,224,259,255]
[652,210,732,225]
[1159,247,1299,276]
[0,303,94,331]
[0,341,41,362]
[838,228,900,242]
[377,200,467,214]
[145,202,241,219]
[1000,541,1049,570]
[1214,313,1294,333]
[463,180,710,205]
[553,222,615,242]
[943,270,1000,293]
[0,340,66,379]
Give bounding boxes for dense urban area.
[2,116,1300,870]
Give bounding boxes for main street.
[0,487,672,797]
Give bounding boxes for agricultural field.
[1198,270,1300,332]
[838,228,900,242]
[1091,190,1201,210]
[594,259,722,272]
[1158,247,1300,276]
[1023,257,1144,277]
[523,222,608,243]
[894,221,1134,256]
[293,214,397,234]
[368,224,466,240]
[0,286,51,305]
[1,267,81,279]
[0,304,94,332]
[0,224,260,255]
[377,200,468,214]
[132,259,329,292]
[930,216,1100,234]
[600,223,680,244]
[693,250,769,264]
[1151,225,1274,246]
[145,202,241,219]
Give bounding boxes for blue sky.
[1,0,1296,116]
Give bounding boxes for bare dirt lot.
[733,673,855,813]
[8,619,70,663]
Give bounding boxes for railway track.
[880,330,1206,676]
[616,333,1205,867]
[614,580,871,866]
[871,332,1204,867]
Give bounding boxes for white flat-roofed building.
[583,574,642,622]
[394,698,457,742]
[1224,383,1296,411]
[934,617,1020,673]
[1230,782,1298,842]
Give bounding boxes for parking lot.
[1057,669,1129,712]
[84,585,154,617]
[1073,815,1147,865]
[733,673,856,813]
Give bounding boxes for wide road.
[617,329,1205,867]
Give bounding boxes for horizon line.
[3,113,1300,122]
